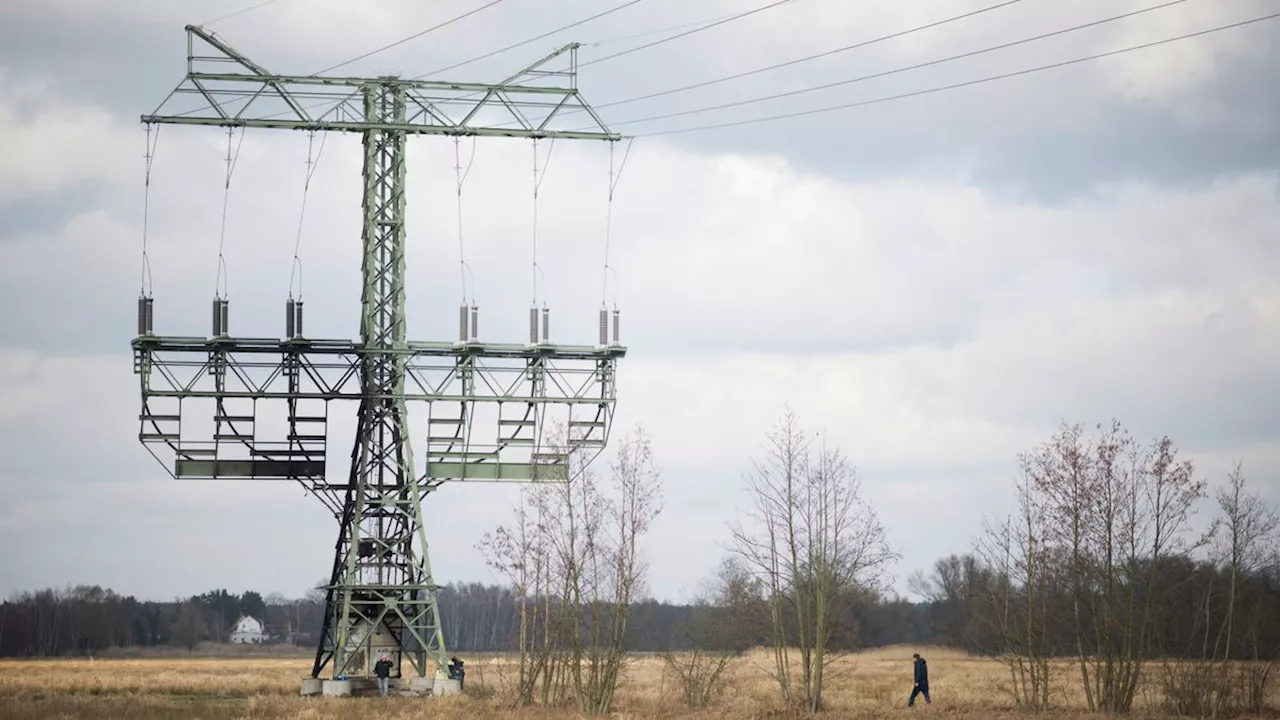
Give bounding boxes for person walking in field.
[909,653,931,707]
[373,652,394,697]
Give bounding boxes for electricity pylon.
[132,25,624,691]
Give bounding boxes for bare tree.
[480,482,568,707]
[566,427,662,714]
[480,426,662,715]
[1024,421,1203,713]
[729,411,896,713]
[1208,462,1280,717]
[662,558,762,707]
[976,464,1056,709]
[662,602,735,708]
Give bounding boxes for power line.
[633,11,1280,137]
[586,12,742,46]
[578,0,803,69]
[607,0,1191,128]
[413,0,650,79]
[199,0,285,27]
[314,0,513,76]
[595,0,1027,110]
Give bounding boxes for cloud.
[0,71,133,202]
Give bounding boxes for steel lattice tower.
[133,26,624,690]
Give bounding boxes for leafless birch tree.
[479,426,662,714]
[729,411,896,713]
[976,465,1056,709]
[1024,421,1203,712]
[1208,462,1279,717]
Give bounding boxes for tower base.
[433,676,462,696]
[321,679,353,697]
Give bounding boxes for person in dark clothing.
[909,653,931,706]
[373,653,394,697]
[448,656,465,690]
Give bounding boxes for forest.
[2,555,1277,661]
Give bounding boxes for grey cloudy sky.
[1,0,1278,604]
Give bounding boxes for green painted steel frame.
[134,26,623,684]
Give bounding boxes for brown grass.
[0,645,1274,719]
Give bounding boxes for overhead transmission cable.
[595,0,1028,110]
[483,0,1027,131]
[184,1,648,124]
[632,10,1280,137]
[412,0,649,79]
[586,12,743,46]
[288,130,328,300]
[140,124,161,297]
[601,138,635,309]
[199,0,285,27]
[531,138,556,308]
[604,0,1192,129]
[454,136,478,303]
[313,0,513,75]
[578,0,803,69]
[216,127,247,299]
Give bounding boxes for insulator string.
[289,130,328,300]
[601,137,633,308]
[530,137,556,306]
[140,123,161,297]
[454,136,477,303]
[216,126,247,299]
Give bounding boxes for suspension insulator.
[541,307,550,343]
[529,307,539,344]
[137,297,154,336]
[599,308,608,346]
[286,298,297,339]
[294,300,303,337]
[612,308,620,345]
[470,305,478,341]
[459,304,470,343]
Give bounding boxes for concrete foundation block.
[433,677,462,696]
[321,679,353,697]
[300,678,323,696]
[407,676,435,694]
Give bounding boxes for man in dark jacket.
[909,653,931,706]
[373,653,394,697]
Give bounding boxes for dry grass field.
[0,645,1275,719]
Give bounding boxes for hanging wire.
[289,130,328,300]
[140,124,161,297]
[216,126,247,299]
[453,136,478,303]
[601,137,634,308]
[199,0,284,27]
[531,137,556,306]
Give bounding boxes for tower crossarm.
[143,25,621,140]
[132,336,624,402]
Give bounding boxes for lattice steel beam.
[144,25,619,140]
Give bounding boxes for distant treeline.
[2,554,1276,659]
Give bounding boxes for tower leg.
[310,80,447,682]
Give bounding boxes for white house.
[229,615,265,644]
